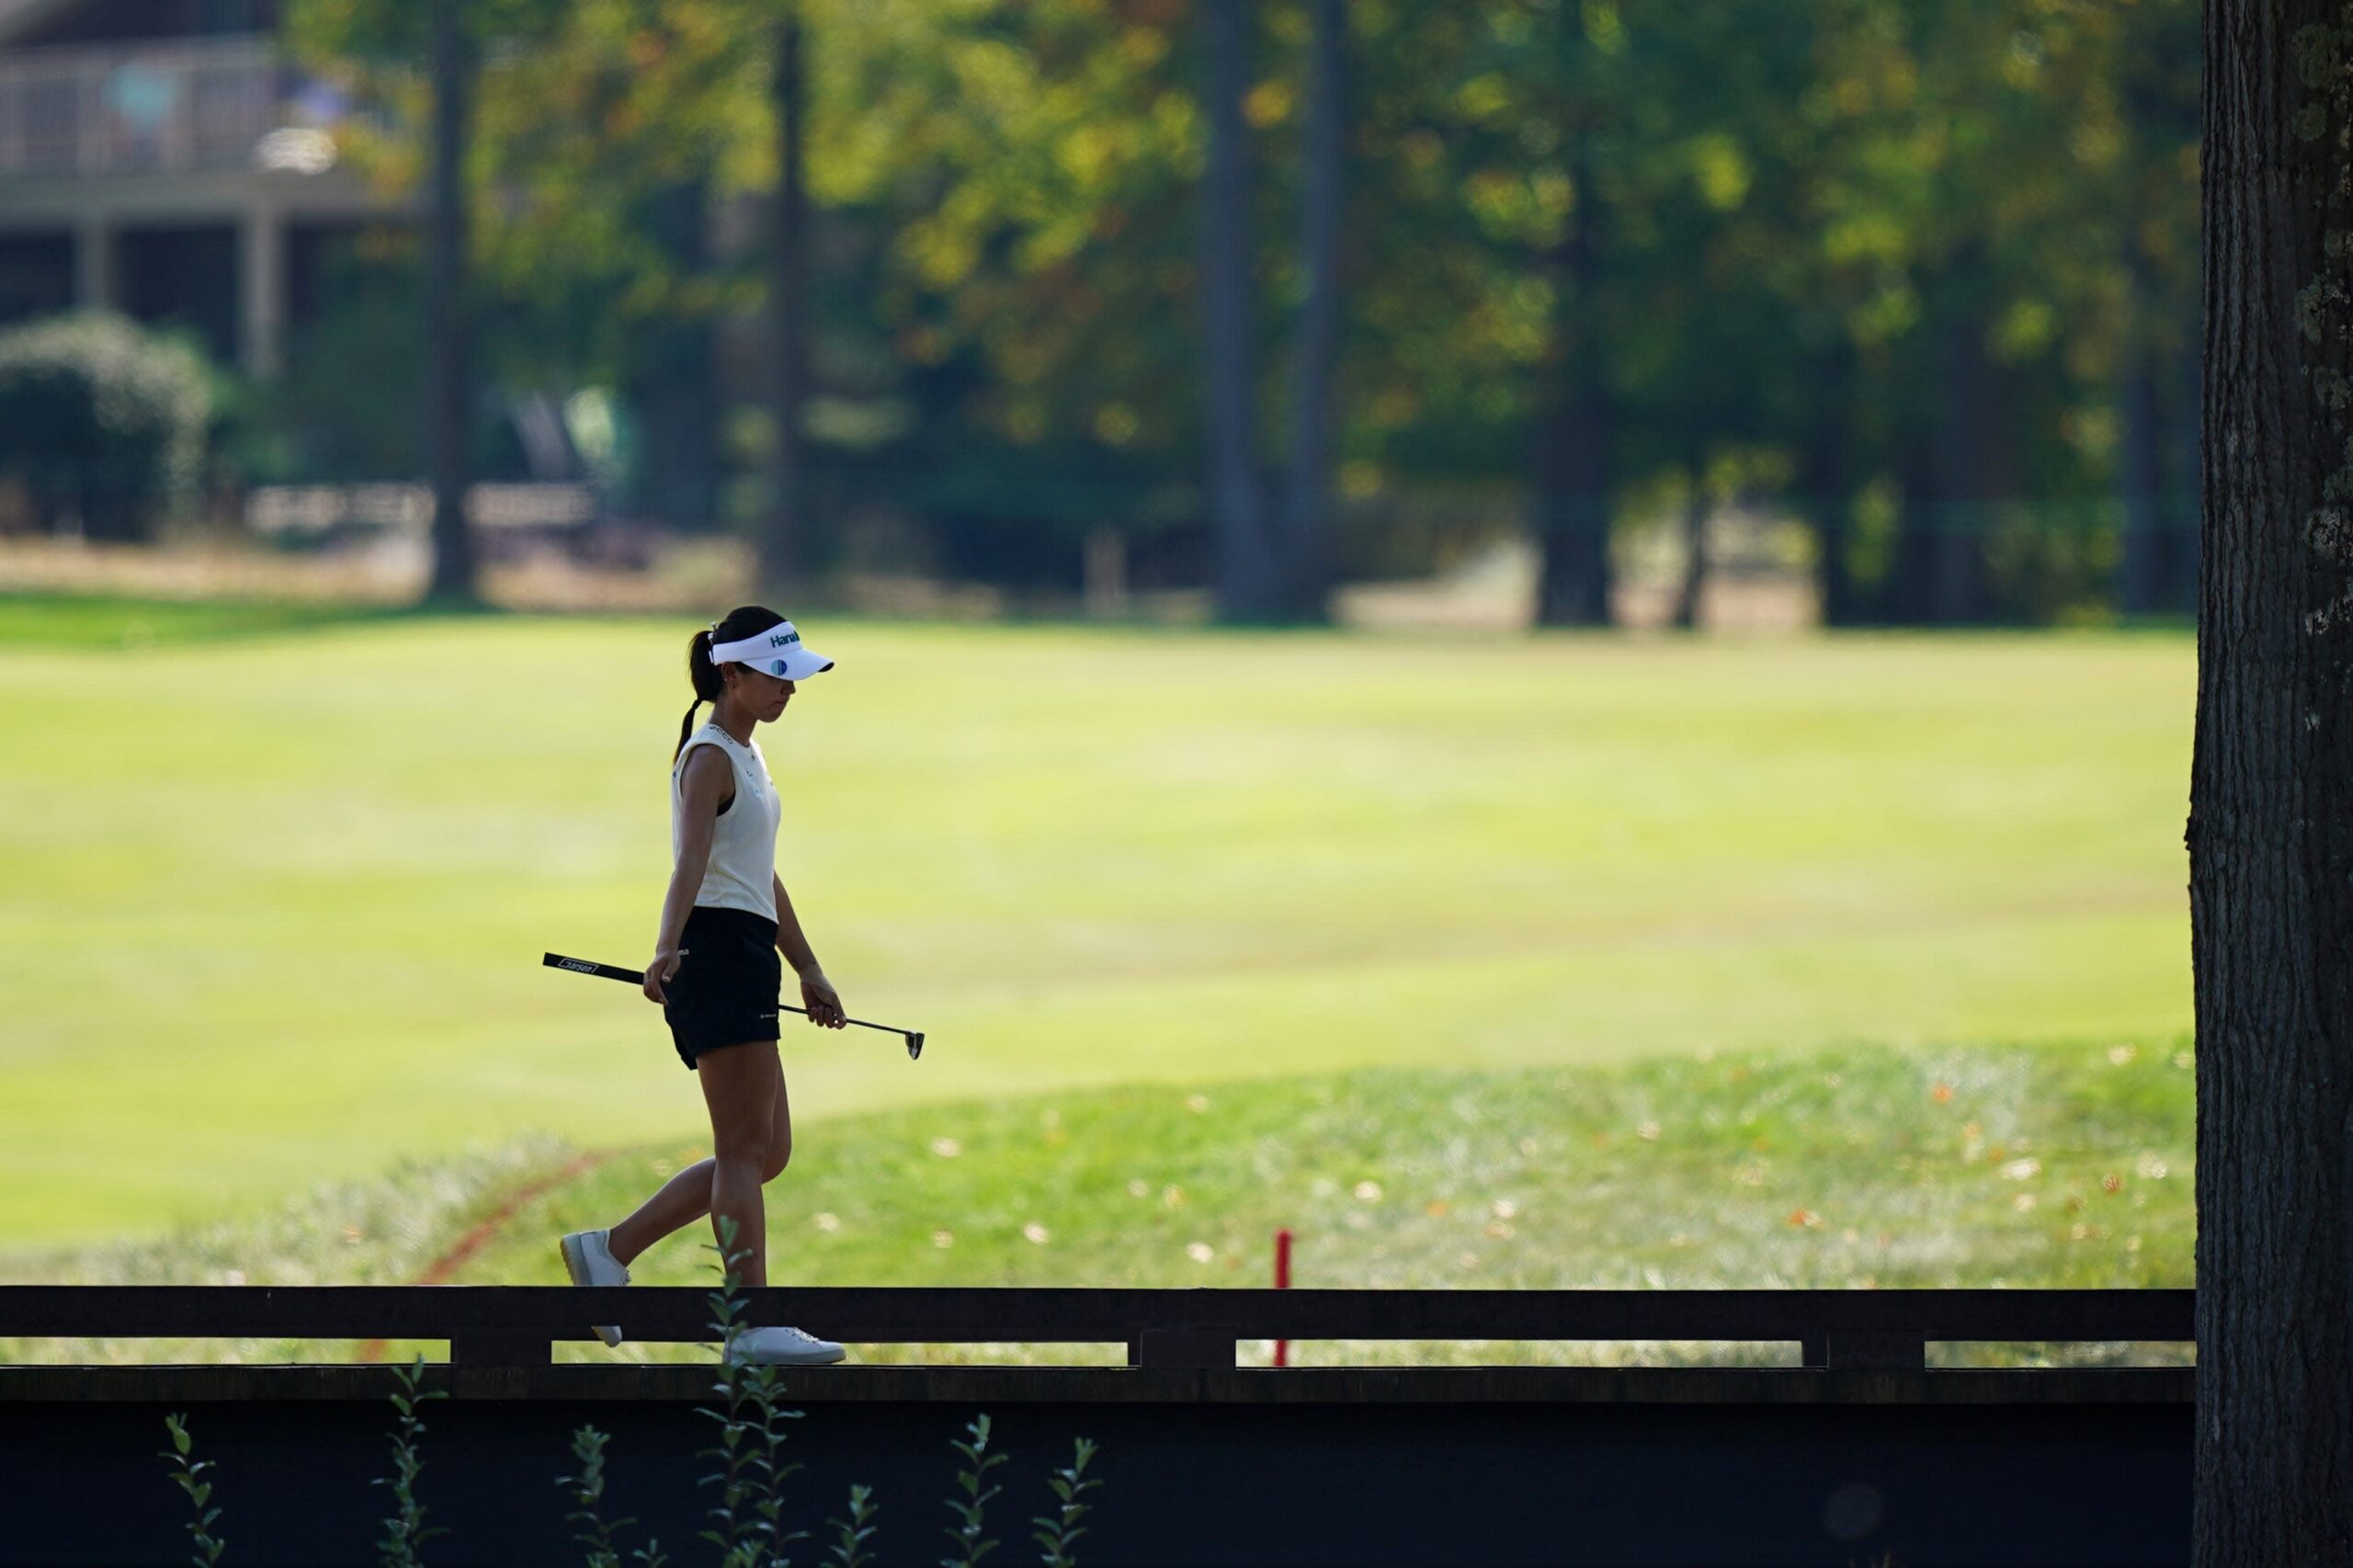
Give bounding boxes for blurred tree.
[795,0,1209,587]
[1530,1,1619,627]
[1600,1,1821,626]
[880,0,2194,627]
[1320,0,1577,582]
[1817,0,2188,626]
[297,0,767,538]
[288,0,574,606]
[267,233,426,483]
[760,5,813,595]
[422,0,478,605]
[627,179,722,536]
[1201,0,1275,619]
[1276,0,1346,622]
[2108,0,2200,617]
[1339,1,1827,626]
[450,0,760,541]
[278,0,2204,623]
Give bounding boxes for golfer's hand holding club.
[795,961,847,1029]
[642,947,684,1006]
[639,945,847,1030]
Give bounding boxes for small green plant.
[158,1412,228,1566]
[824,1483,880,1568]
[373,1352,449,1567]
[698,1211,811,1568]
[1030,1437,1100,1568]
[739,1357,811,1564]
[940,1413,1007,1568]
[559,1425,666,1568]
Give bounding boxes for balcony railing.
[0,36,292,179]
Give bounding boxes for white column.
[239,204,284,377]
[73,214,113,310]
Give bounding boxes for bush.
[0,310,212,541]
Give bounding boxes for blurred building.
[0,0,407,375]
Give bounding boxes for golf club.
[543,951,925,1059]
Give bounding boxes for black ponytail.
[673,605,789,763]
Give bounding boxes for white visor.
[710,620,834,681]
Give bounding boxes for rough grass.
[0,1039,2195,1369]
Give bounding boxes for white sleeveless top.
[673,722,782,921]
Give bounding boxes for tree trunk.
[1930,278,2002,624]
[1204,0,1274,620]
[1884,439,1941,624]
[1802,341,1859,627]
[1531,114,1611,628]
[758,9,812,598]
[1670,480,1705,631]
[2118,245,2167,617]
[2191,1,2353,1560]
[422,0,478,607]
[1277,0,1345,624]
[2168,312,2205,617]
[631,180,720,535]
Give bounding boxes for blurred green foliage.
[261,0,2200,613]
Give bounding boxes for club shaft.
[542,952,910,1039]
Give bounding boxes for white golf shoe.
[724,1324,847,1367]
[558,1229,630,1347]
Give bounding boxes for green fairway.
[0,1039,2194,1366]
[0,599,2193,1248]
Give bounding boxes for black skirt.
[663,905,782,1069]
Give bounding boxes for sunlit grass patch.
[4,1040,2192,1369]
[0,613,2191,1244]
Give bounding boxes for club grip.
[543,952,647,985]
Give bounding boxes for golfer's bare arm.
[771,871,820,976]
[644,746,730,1004]
[774,860,847,1028]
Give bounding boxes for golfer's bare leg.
[606,1044,789,1275]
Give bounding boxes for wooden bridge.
[0,1285,2195,1566]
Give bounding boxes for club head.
[905,1031,925,1061]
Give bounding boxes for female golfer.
[560,605,849,1366]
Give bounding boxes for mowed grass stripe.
[0,606,2192,1245]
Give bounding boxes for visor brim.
[733,648,833,681]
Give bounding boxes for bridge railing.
[0,1285,2193,1370]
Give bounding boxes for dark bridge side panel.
[2,1390,2188,1567]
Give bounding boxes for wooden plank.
[1813,1330,1929,1370]
[0,1363,2198,1407]
[1129,1326,1239,1369]
[447,1330,549,1368]
[0,1286,2195,1346]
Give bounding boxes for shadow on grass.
[0,591,507,653]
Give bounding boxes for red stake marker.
[1273,1228,1293,1368]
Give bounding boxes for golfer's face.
[735,667,795,718]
